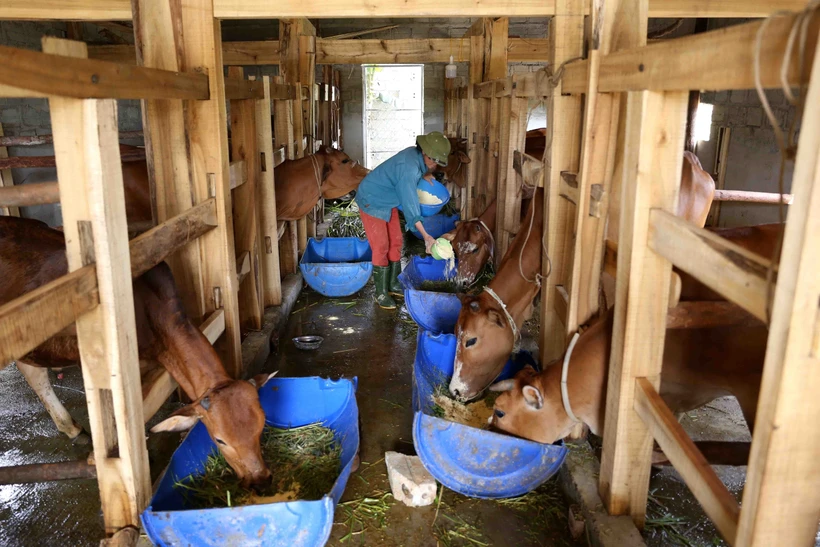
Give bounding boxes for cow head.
[487,365,571,444]
[317,147,370,200]
[433,138,471,187]
[449,292,516,402]
[441,220,493,286]
[152,372,277,488]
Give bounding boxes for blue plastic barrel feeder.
[299,237,373,297]
[398,179,451,217]
[410,212,460,240]
[398,255,461,334]
[142,376,359,547]
[412,330,568,499]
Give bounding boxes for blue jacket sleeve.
[397,170,424,231]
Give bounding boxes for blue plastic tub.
[411,212,459,240]
[398,179,451,217]
[398,256,460,334]
[142,377,359,547]
[412,331,568,499]
[299,237,372,297]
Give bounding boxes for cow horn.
[489,379,515,392]
[200,396,211,411]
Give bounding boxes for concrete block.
[730,90,747,104]
[714,90,729,103]
[384,451,437,507]
[712,105,726,123]
[746,106,763,127]
[0,107,22,125]
[728,106,747,127]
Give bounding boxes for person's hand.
[424,234,436,254]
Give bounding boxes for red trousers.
[360,208,403,267]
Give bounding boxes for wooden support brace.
[0,123,19,216]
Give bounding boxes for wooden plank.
[0,267,98,364]
[0,0,806,20]
[648,209,771,322]
[91,36,551,66]
[484,18,508,81]
[228,66,263,331]
[562,14,819,94]
[254,76,282,307]
[0,180,60,207]
[736,36,820,547]
[497,95,528,259]
[132,0,206,326]
[463,32,485,219]
[634,378,740,542]
[705,127,731,226]
[45,37,149,536]
[666,301,762,329]
[228,160,247,189]
[180,3,242,377]
[0,123,19,216]
[538,0,584,363]
[273,75,299,275]
[599,87,689,526]
[0,44,208,100]
[224,77,264,100]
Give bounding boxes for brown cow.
[488,310,766,443]
[0,216,274,487]
[441,199,497,286]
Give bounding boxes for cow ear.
[441,230,456,242]
[522,385,544,410]
[489,379,515,392]
[487,309,506,329]
[324,146,333,154]
[249,371,278,388]
[150,405,201,433]
[458,151,471,164]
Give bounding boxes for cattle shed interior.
[0,2,818,547]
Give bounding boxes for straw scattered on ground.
[644,489,699,547]
[431,385,499,429]
[336,491,394,543]
[173,423,340,509]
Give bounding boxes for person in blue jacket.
[356,132,451,309]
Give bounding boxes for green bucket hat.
[416,131,451,167]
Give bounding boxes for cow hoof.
[351,453,360,473]
[72,429,92,446]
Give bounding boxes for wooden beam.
[132,0,207,326]
[273,75,298,275]
[0,0,807,20]
[0,180,60,207]
[228,66,264,331]
[0,44,208,100]
[91,37,551,66]
[648,209,772,323]
[45,37,149,536]
[463,31,485,219]
[224,77,264,100]
[666,301,762,329]
[598,62,689,530]
[0,130,143,147]
[254,75,283,306]
[180,5,242,377]
[484,18,509,81]
[736,34,820,546]
[0,123,19,216]
[562,14,819,94]
[228,160,247,189]
[635,378,740,542]
[0,459,97,485]
[539,0,584,363]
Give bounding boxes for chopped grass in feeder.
[173,423,341,509]
[430,384,499,429]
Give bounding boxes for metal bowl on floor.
[293,335,324,351]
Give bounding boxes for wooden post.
[44,36,150,538]
[131,0,206,324]
[253,75,282,306]
[735,36,820,547]
[273,75,299,276]
[495,92,528,261]
[539,0,584,363]
[0,123,20,217]
[179,6,242,377]
[228,67,263,330]
[483,18,509,81]
[463,22,486,220]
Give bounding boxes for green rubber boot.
[373,266,397,310]
[388,261,404,297]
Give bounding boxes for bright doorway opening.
[362,64,424,169]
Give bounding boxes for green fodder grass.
[173,423,341,509]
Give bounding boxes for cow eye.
[494,409,505,419]
[342,159,350,164]
[465,337,477,348]
[215,438,226,446]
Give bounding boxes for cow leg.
[17,361,89,443]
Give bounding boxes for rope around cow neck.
[561,331,582,424]
[309,154,324,197]
[482,286,521,352]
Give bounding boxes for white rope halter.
[561,332,582,423]
[482,287,521,352]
